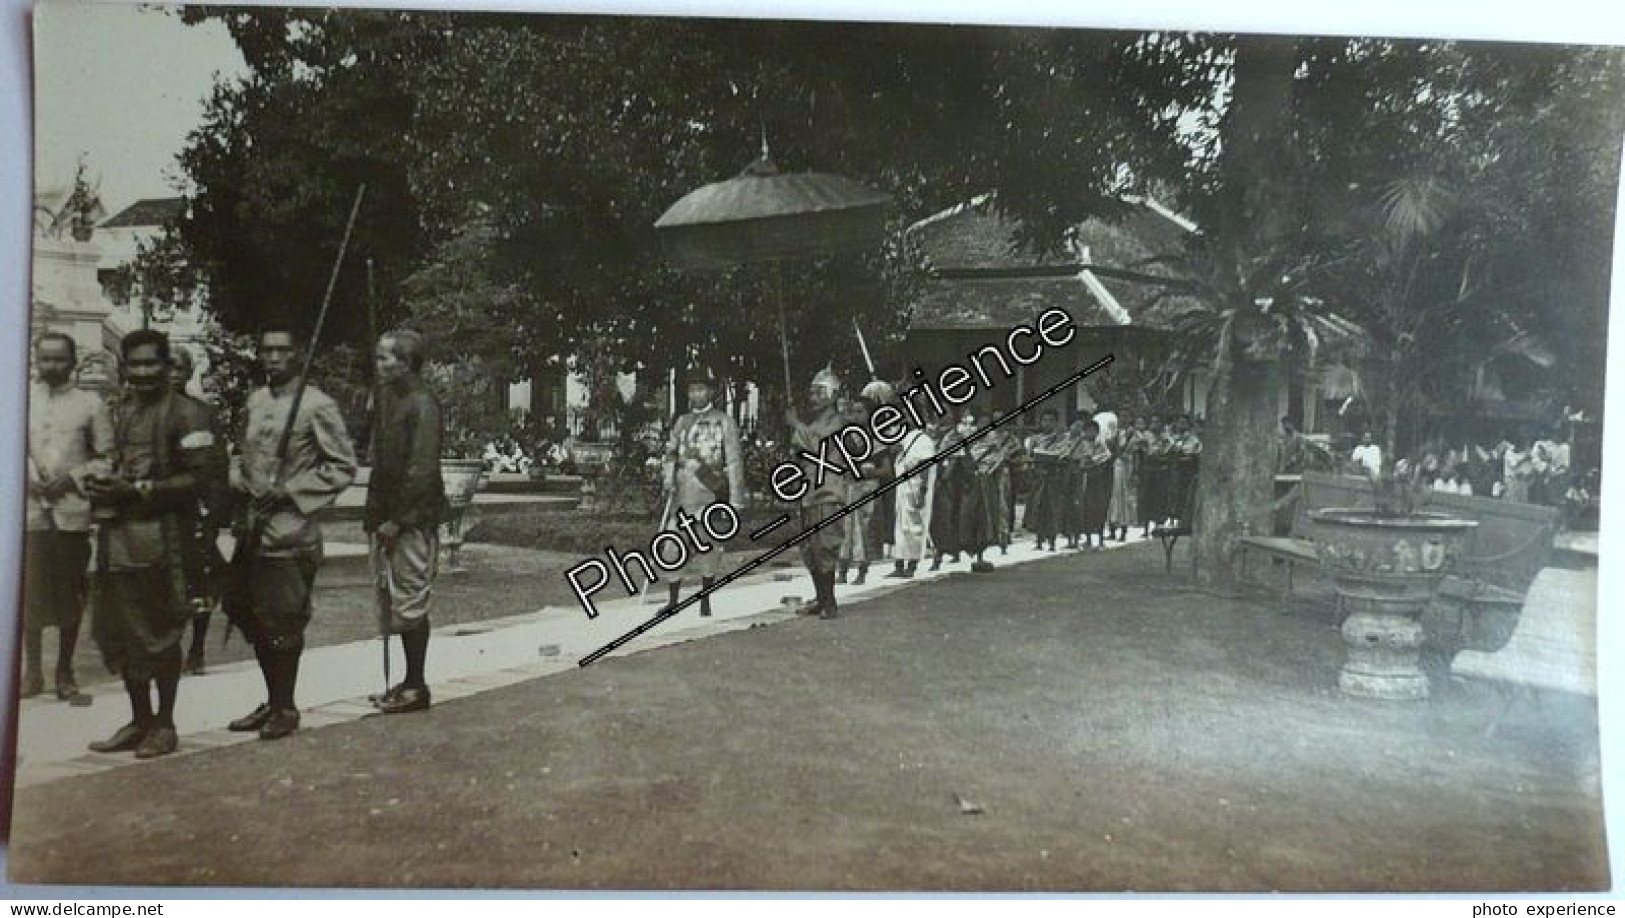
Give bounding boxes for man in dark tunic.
[1167,416,1203,527]
[961,410,1020,572]
[225,329,357,739]
[929,413,971,571]
[84,330,215,758]
[367,330,448,714]
[1023,409,1071,551]
[168,346,228,676]
[787,366,847,619]
[1139,419,1174,534]
[1075,419,1114,550]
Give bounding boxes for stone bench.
[1451,567,1598,697]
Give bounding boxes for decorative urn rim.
[1309,507,1478,532]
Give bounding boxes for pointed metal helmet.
[811,363,842,394]
[860,379,894,403]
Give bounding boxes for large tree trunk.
[1193,356,1283,585]
[1191,36,1299,588]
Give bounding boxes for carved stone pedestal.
[1311,508,1478,701]
[1339,609,1429,700]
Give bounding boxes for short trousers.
[371,527,439,634]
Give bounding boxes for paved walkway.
[11,535,1145,789]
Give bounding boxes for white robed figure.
[888,424,939,578]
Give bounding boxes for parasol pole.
[774,264,792,401]
[365,254,391,700]
[853,318,876,377]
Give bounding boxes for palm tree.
[1331,174,1541,484]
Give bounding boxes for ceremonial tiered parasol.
[653,142,892,395]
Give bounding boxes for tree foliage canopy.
[137,9,1621,427]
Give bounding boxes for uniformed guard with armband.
[84,330,217,759]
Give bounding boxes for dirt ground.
[6,544,1608,892]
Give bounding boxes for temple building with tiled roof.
[902,195,1206,423]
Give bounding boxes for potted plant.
[426,361,508,570]
[1310,458,1477,700]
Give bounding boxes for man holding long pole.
[225,327,357,740]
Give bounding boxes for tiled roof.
[101,197,184,229]
[907,276,1122,331]
[910,201,1072,272]
[907,196,1197,331]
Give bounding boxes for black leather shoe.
[54,674,79,701]
[89,721,147,753]
[228,703,273,732]
[379,686,431,714]
[258,708,300,740]
[134,726,178,759]
[369,682,408,708]
[819,603,840,620]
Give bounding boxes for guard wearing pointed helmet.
[787,365,848,619]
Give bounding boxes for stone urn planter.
[439,459,488,570]
[1310,508,1478,700]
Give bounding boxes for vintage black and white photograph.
[6,0,1619,891]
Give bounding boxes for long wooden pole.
[273,185,368,475]
[853,318,876,377]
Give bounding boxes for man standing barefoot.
[23,332,111,703]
